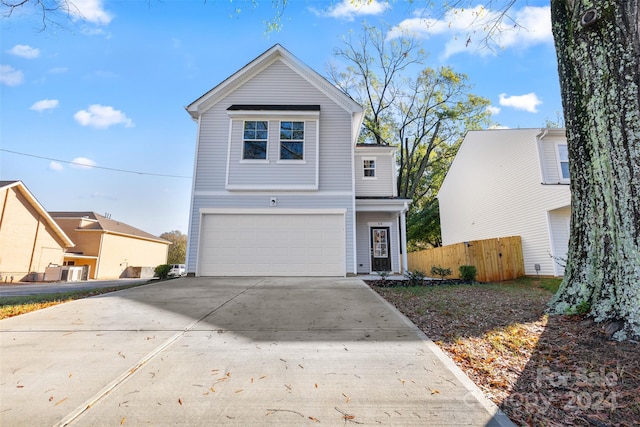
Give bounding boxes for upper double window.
[243,121,268,160]
[279,121,304,160]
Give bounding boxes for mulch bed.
[368,279,640,427]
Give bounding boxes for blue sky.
[0,0,561,236]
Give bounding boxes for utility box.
[44,266,63,282]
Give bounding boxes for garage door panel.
[199,213,345,276]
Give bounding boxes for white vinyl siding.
[354,150,396,197]
[548,206,571,276]
[438,129,571,276]
[188,194,355,275]
[186,54,360,275]
[540,132,569,184]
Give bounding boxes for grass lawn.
[0,282,150,320]
[370,277,640,427]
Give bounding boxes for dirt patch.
[369,279,640,427]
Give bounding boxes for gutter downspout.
[400,201,409,273]
[28,215,42,274]
[95,232,105,280]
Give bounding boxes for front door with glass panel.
[371,227,391,272]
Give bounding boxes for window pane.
[281,141,303,160]
[558,144,568,161]
[244,141,267,159]
[280,129,292,139]
[561,162,570,179]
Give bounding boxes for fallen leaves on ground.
[371,279,640,427]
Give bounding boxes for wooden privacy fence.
[407,236,525,282]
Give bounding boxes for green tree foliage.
[329,24,492,249]
[160,230,187,264]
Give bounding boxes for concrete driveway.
[0,277,513,426]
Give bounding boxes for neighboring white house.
[438,128,571,277]
[185,44,411,277]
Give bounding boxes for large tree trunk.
[548,1,640,340]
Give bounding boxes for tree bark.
[549,0,640,340]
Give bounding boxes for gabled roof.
[185,44,363,121]
[49,211,170,244]
[0,181,75,248]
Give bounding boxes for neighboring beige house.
[50,212,170,280]
[0,181,74,282]
[438,128,571,277]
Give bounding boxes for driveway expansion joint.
[53,279,264,426]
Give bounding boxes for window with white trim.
[279,121,304,160]
[557,144,570,180]
[243,121,268,160]
[362,158,376,179]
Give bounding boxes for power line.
[0,149,192,179]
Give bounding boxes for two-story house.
[185,44,410,277]
[438,128,571,277]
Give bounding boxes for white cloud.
[489,124,510,129]
[67,0,113,25]
[499,92,542,113]
[389,5,552,58]
[80,191,117,200]
[49,161,64,171]
[48,67,69,74]
[70,157,97,169]
[74,104,134,129]
[8,44,40,59]
[0,64,25,86]
[320,0,390,21]
[31,99,60,112]
[487,105,501,115]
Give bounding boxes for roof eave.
[3,181,75,248]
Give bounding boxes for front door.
[371,227,391,272]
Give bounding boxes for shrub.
[404,269,426,286]
[376,270,390,284]
[154,264,171,280]
[459,265,477,281]
[430,265,452,280]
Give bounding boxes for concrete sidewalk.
[0,277,514,426]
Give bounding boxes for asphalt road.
[0,278,154,297]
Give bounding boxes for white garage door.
[198,212,345,276]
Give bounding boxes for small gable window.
[363,159,376,178]
[280,121,304,160]
[557,144,570,180]
[243,121,268,160]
